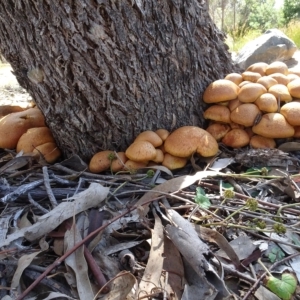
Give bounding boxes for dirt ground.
[0,51,299,108]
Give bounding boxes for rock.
[234,29,297,70]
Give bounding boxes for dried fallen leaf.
[138,209,164,297]
[64,225,94,300]
[135,170,218,216]
[0,183,109,248]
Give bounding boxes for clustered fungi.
[203,61,300,149]
[1,60,300,173]
[0,106,61,163]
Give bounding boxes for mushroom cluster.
[0,106,61,163]
[203,61,300,148]
[89,126,219,173]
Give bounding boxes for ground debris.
[0,148,300,299]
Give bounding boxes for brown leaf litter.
[0,146,300,299]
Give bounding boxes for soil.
[0,51,299,107]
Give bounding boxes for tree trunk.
[0,0,235,161]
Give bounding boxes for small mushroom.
[268,84,292,102]
[0,105,25,118]
[206,123,231,141]
[155,129,170,141]
[89,150,115,173]
[203,79,239,103]
[288,67,300,77]
[238,83,267,103]
[111,152,128,173]
[152,149,164,163]
[265,61,288,75]
[230,103,261,127]
[162,153,188,170]
[280,102,300,126]
[250,135,276,149]
[252,113,294,138]
[255,93,278,113]
[225,73,243,85]
[242,71,261,82]
[16,127,55,153]
[134,130,163,147]
[164,126,218,157]
[228,98,242,111]
[246,62,269,76]
[268,73,289,85]
[125,141,157,162]
[287,73,299,82]
[0,107,45,149]
[222,129,250,148]
[287,78,300,98]
[257,76,278,89]
[203,105,231,123]
[33,142,61,164]
[124,160,148,172]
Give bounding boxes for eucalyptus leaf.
[266,273,297,300]
[194,187,211,209]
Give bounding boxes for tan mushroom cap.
[111,152,128,173]
[164,126,218,157]
[155,129,170,141]
[288,67,300,77]
[222,129,250,148]
[152,149,164,163]
[224,73,243,85]
[265,61,289,75]
[229,122,244,129]
[257,76,278,89]
[268,73,290,86]
[287,73,299,82]
[33,142,61,164]
[250,135,276,149]
[228,98,242,111]
[206,123,231,141]
[287,78,300,98]
[0,105,25,118]
[242,71,262,82]
[246,62,269,76]
[89,150,115,173]
[203,105,231,123]
[124,160,148,171]
[134,130,163,147]
[230,103,261,127]
[203,79,239,103]
[238,83,267,103]
[0,107,45,149]
[280,102,300,126]
[16,127,55,153]
[162,153,188,170]
[294,126,300,138]
[255,93,278,113]
[252,113,294,138]
[268,84,292,102]
[125,141,157,162]
[239,81,251,88]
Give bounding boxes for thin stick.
[28,193,49,214]
[42,166,58,207]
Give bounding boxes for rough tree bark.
[0,1,235,161]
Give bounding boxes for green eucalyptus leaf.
[194,187,211,209]
[268,246,285,263]
[266,273,297,300]
[221,182,234,190]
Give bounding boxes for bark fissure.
[0,0,235,161]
